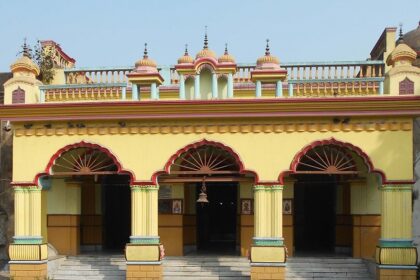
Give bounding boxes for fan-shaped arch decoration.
[50,147,118,175]
[296,144,358,174]
[170,145,240,175]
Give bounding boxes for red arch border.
[278,137,387,184]
[151,139,259,184]
[34,141,135,186]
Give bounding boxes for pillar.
[151,83,157,100]
[275,81,282,97]
[40,89,45,103]
[126,185,162,280]
[194,75,200,99]
[379,81,384,95]
[375,184,417,280]
[288,83,294,97]
[122,86,127,100]
[132,84,139,100]
[227,73,234,98]
[212,73,218,99]
[255,80,262,98]
[179,74,186,100]
[9,186,48,280]
[250,185,286,280]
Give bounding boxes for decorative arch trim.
[34,141,135,186]
[279,138,386,184]
[195,58,218,73]
[151,138,258,184]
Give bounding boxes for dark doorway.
[196,182,238,253]
[294,175,336,255]
[102,175,131,251]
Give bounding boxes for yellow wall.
[12,118,413,183]
[47,178,81,214]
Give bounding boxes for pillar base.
[251,265,285,280]
[126,264,162,280]
[9,262,47,280]
[376,266,417,280]
[125,243,163,280]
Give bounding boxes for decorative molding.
[253,185,283,191]
[376,247,418,266]
[2,96,420,121]
[131,185,159,191]
[253,237,284,246]
[380,184,413,191]
[14,120,412,137]
[9,244,48,261]
[130,236,160,244]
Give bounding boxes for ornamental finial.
[204,26,208,49]
[20,37,32,58]
[143,43,148,59]
[397,23,404,44]
[224,43,228,55]
[265,39,270,56]
[184,44,189,56]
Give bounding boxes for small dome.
[11,55,40,76]
[196,48,217,59]
[387,42,417,65]
[177,45,194,64]
[218,44,235,63]
[256,39,280,67]
[135,43,157,68]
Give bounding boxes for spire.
[265,39,270,56]
[20,38,32,58]
[184,44,189,56]
[224,43,228,55]
[143,43,148,59]
[397,23,405,44]
[203,26,208,49]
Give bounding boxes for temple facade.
[1,23,420,280]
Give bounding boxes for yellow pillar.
[126,185,162,280]
[250,185,286,280]
[9,186,48,280]
[375,184,417,280]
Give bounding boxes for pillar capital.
[380,184,412,191]
[253,184,283,191]
[130,185,159,191]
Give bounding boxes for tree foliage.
[33,41,55,84]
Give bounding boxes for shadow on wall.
[0,120,13,261]
[412,118,420,266]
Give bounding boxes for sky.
[0,0,419,71]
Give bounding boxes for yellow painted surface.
[47,178,81,214]
[8,244,48,261]
[376,247,417,265]
[250,246,286,263]
[350,175,381,214]
[125,244,160,261]
[381,185,412,239]
[12,124,413,182]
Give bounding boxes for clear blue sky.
[0,0,419,71]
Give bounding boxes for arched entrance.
[40,142,132,255]
[155,140,256,255]
[283,139,382,257]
